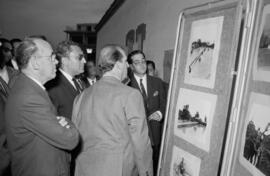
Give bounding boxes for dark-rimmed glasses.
[2,47,12,53]
[76,54,85,61]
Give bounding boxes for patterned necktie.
[0,78,9,97]
[72,78,83,93]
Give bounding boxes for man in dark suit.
[0,38,20,176]
[5,38,79,176]
[79,59,100,88]
[46,40,86,120]
[0,76,10,176]
[127,50,167,176]
[45,40,86,176]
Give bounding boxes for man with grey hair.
[5,38,79,176]
[45,40,87,176]
[72,44,153,176]
[46,40,86,120]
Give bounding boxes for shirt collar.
[133,74,147,93]
[59,69,76,89]
[134,74,146,83]
[87,77,96,82]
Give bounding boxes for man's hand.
[148,111,162,121]
[56,116,70,129]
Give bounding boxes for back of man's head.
[15,38,38,70]
[98,44,125,73]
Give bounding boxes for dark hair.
[10,38,22,56]
[15,38,38,70]
[127,50,145,64]
[86,59,96,65]
[146,60,155,70]
[98,44,125,73]
[55,40,81,66]
[10,38,22,46]
[0,38,11,69]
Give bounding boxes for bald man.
[5,38,79,176]
[72,44,153,176]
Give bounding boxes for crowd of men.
[0,37,167,176]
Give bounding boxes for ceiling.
[0,0,115,45]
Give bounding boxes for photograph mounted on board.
[174,88,217,152]
[253,4,270,82]
[170,146,201,176]
[240,92,270,176]
[184,16,224,88]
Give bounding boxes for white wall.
[97,0,225,79]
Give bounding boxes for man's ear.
[30,56,40,70]
[114,61,122,70]
[61,57,68,66]
[129,63,134,71]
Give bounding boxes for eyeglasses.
[2,47,12,53]
[133,60,146,65]
[36,52,56,62]
[76,54,85,61]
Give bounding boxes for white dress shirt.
[134,74,147,95]
[59,69,77,89]
[87,77,97,86]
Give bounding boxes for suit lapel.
[20,73,52,104]
[130,74,141,91]
[146,75,154,100]
[59,72,78,96]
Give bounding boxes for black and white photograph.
[240,92,270,176]
[174,88,217,152]
[170,146,201,176]
[184,16,224,88]
[253,4,270,82]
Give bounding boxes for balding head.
[16,38,50,70]
[16,38,57,84]
[98,44,127,80]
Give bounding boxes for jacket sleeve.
[125,89,153,176]
[21,93,79,150]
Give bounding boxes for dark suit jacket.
[128,74,167,146]
[0,67,19,175]
[5,73,79,176]
[0,77,10,175]
[79,73,100,88]
[46,71,79,120]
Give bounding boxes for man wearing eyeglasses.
[45,40,86,175]
[127,50,167,176]
[46,40,86,120]
[5,37,79,176]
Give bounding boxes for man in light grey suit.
[72,44,153,176]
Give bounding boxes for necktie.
[140,78,147,100]
[72,78,83,93]
[0,78,9,97]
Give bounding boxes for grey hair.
[98,44,125,73]
[15,38,38,70]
